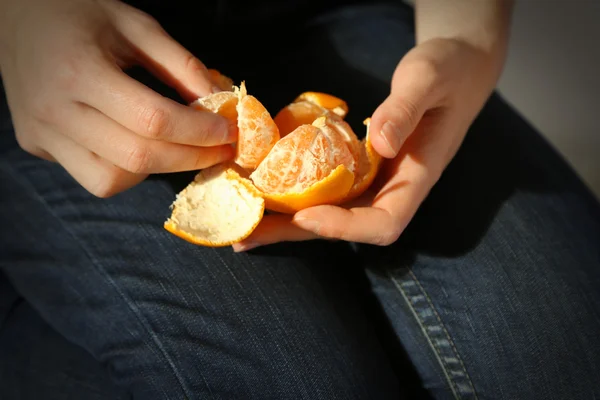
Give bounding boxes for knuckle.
[84,167,119,199]
[89,180,118,198]
[394,98,421,129]
[124,145,154,174]
[184,53,206,74]
[139,106,170,139]
[196,118,220,144]
[84,164,136,199]
[129,8,163,32]
[409,56,442,81]
[373,228,401,246]
[31,96,59,124]
[88,167,124,198]
[55,57,83,92]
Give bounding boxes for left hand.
[232,37,505,251]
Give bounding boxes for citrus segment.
[312,115,361,174]
[190,91,238,122]
[262,164,355,214]
[273,101,325,137]
[164,163,265,246]
[235,82,280,170]
[207,68,234,91]
[250,119,355,195]
[342,118,383,202]
[294,92,348,118]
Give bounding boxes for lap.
[0,143,403,399]
[0,276,129,400]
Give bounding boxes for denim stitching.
[389,269,478,399]
[5,162,196,400]
[408,270,477,397]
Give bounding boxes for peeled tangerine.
[165,71,382,247]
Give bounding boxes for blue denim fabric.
[1,2,600,399]
[0,279,130,400]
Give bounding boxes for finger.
[232,214,319,252]
[59,102,234,174]
[292,206,401,246]
[81,64,237,147]
[39,129,147,197]
[370,57,444,158]
[293,152,434,245]
[106,1,220,100]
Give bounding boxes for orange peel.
[165,70,383,246]
[294,92,348,118]
[234,82,280,170]
[261,164,355,214]
[343,118,383,202]
[164,163,265,247]
[273,101,325,137]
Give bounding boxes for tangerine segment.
[273,101,325,137]
[190,91,238,122]
[207,68,234,91]
[342,118,383,202]
[312,115,361,174]
[250,121,355,195]
[235,82,280,170]
[164,163,265,247]
[294,92,349,118]
[262,164,354,214]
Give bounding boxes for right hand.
[0,0,236,197]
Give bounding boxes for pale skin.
[0,0,514,248]
[0,0,237,197]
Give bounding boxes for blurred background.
[405,0,600,199]
[497,0,600,199]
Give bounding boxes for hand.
[233,37,505,251]
[0,0,236,197]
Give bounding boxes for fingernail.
[211,85,224,94]
[380,120,404,156]
[233,241,260,252]
[293,217,320,234]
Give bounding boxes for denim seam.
[389,269,478,399]
[4,162,196,400]
[409,270,478,398]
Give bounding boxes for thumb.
[369,62,440,158]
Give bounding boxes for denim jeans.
[1,2,600,399]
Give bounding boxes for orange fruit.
[342,118,383,202]
[249,117,357,213]
[273,101,325,137]
[234,82,280,170]
[207,68,234,91]
[165,71,382,246]
[273,92,349,137]
[190,90,238,121]
[257,164,355,214]
[294,92,348,118]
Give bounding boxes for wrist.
[415,0,514,75]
